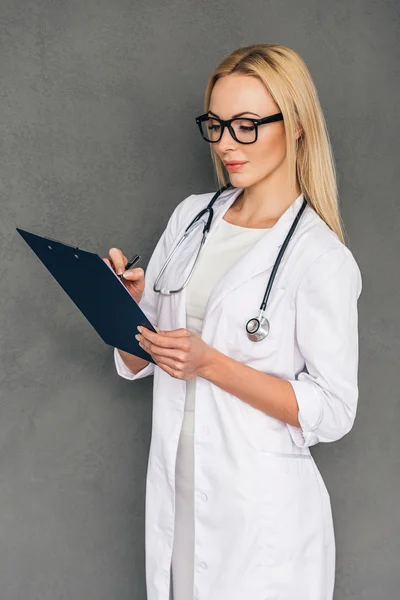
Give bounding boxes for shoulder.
[167,191,212,231]
[173,190,220,219]
[289,205,362,299]
[167,189,228,239]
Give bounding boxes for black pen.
[118,254,141,277]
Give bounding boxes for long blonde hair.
[203,44,346,244]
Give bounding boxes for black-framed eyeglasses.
[195,112,284,144]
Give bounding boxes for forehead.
[209,74,277,116]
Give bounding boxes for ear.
[295,126,303,140]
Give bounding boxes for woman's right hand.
[103,247,145,304]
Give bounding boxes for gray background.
[0,0,398,598]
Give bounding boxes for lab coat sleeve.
[286,246,362,448]
[114,346,155,381]
[114,193,196,381]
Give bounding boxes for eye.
[239,124,255,132]
[232,118,256,133]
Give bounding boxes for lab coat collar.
[204,186,306,320]
[172,186,307,328]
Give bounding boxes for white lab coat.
[114,186,362,600]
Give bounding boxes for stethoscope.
[153,184,308,342]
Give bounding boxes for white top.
[183,217,270,433]
[170,217,271,600]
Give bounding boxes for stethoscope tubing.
[153,184,308,340]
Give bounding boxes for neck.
[231,173,301,228]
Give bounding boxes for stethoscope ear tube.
[184,183,233,234]
[153,183,233,295]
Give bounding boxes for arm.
[202,246,362,447]
[114,193,196,381]
[202,350,301,427]
[114,347,152,380]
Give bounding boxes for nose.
[217,124,238,151]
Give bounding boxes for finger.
[151,354,185,372]
[138,328,189,349]
[122,267,144,281]
[109,248,127,275]
[138,337,187,362]
[158,328,190,337]
[152,355,188,379]
[140,326,188,338]
[145,353,182,379]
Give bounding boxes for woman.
[105,44,362,600]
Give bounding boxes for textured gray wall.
[0,1,398,598]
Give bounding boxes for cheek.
[252,127,287,170]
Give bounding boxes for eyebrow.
[208,110,261,118]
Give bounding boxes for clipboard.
[16,227,157,364]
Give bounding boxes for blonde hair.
[203,44,346,244]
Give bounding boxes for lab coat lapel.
[169,187,242,331]
[205,191,306,321]
[168,187,305,330]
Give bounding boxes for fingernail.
[118,268,123,275]
[122,271,129,278]
[135,334,140,340]
[137,326,142,332]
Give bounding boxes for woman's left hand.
[135,326,214,380]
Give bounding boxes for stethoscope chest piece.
[246,314,270,342]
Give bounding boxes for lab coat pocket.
[223,283,287,366]
[259,452,324,565]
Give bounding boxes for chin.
[229,174,254,188]
[229,173,250,183]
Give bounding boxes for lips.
[224,161,248,172]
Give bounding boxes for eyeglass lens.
[200,118,257,143]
